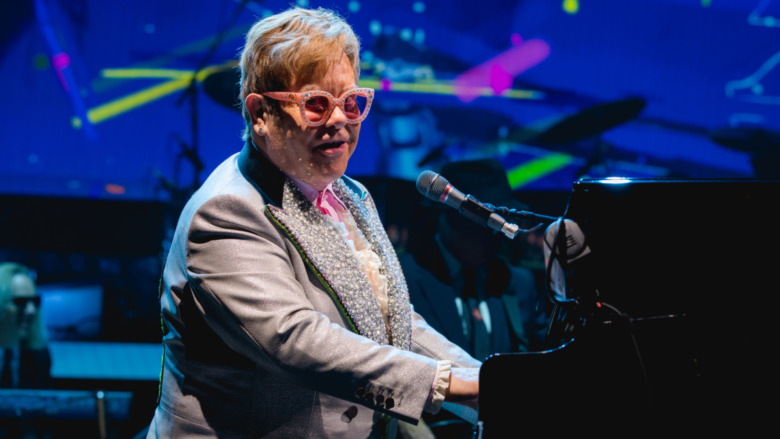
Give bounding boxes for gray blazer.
[146,142,480,438]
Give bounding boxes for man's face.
[257,55,361,191]
[11,273,38,339]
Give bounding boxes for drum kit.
[199,64,780,178]
[201,63,242,112]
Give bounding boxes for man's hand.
[445,367,479,409]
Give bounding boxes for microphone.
[415,170,519,239]
[543,218,592,303]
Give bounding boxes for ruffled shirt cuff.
[425,360,452,414]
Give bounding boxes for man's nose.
[326,104,349,127]
[23,300,37,315]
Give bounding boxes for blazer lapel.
[239,141,412,350]
[266,180,396,347]
[333,178,412,351]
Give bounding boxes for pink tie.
[316,189,344,223]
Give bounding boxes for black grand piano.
[479,179,779,436]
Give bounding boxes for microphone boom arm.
[491,206,559,232]
[496,207,559,224]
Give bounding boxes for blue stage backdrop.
[1,0,778,201]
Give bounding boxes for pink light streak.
[453,38,551,102]
[52,52,71,93]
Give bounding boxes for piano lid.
[479,178,780,436]
[560,178,780,369]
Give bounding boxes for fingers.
[445,367,480,408]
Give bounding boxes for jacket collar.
[237,139,286,207]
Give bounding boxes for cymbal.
[202,66,241,111]
[531,97,646,145]
[708,126,780,154]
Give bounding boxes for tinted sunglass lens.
[344,93,369,120]
[13,297,41,308]
[303,96,329,122]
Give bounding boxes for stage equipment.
[0,389,132,439]
[709,126,780,153]
[477,178,780,436]
[416,170,519,238]
[202,64,241,112]
[530,97,646,146]
[416,169,560,238]
[172,0,250,194]
[709,126,780,178]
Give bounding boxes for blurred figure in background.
[399,159,550,438]
[0,261,51,389]
[0,261,53,439]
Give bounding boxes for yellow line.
[87,65,540,125]
[358,78,545,100]
[87,76,192,124]
[87,64,233,124]
[91,28,245,93]
[100,68,194,79]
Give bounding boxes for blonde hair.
[0,262,30,306]
[238,6,361,140]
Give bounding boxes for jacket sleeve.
[408,309,482,369]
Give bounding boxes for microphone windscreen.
[544,219,590,262]
[416,170,450,202]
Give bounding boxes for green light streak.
[506,153,573,188]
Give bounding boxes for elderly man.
[146,7,480,439]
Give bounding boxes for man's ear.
[245,93,267,136]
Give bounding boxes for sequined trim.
[332,179,412,350]
[266,180,412,347]
[266,211,360,334]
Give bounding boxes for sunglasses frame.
[262,88,375,127]
[12,296,41,308]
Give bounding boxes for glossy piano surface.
[479,179,780,436]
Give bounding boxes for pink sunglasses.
[262,88,375,127]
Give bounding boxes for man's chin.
[313,163,348,186]
[298,173,343,192]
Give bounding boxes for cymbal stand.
[172,0,250,192]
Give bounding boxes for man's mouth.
[315,141,346,151]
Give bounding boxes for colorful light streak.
[84,64,232,125]
[359,77,546,100]
[34,0,95,139]
[506,153,573,189]
[83,63,544,129]
[453,38,551,103]
[51,53,71,93]
[724,50,780,105]
[104,183,126,195]
[90,27,247,94]
[562,0,580,15]
[749,0,779,28]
